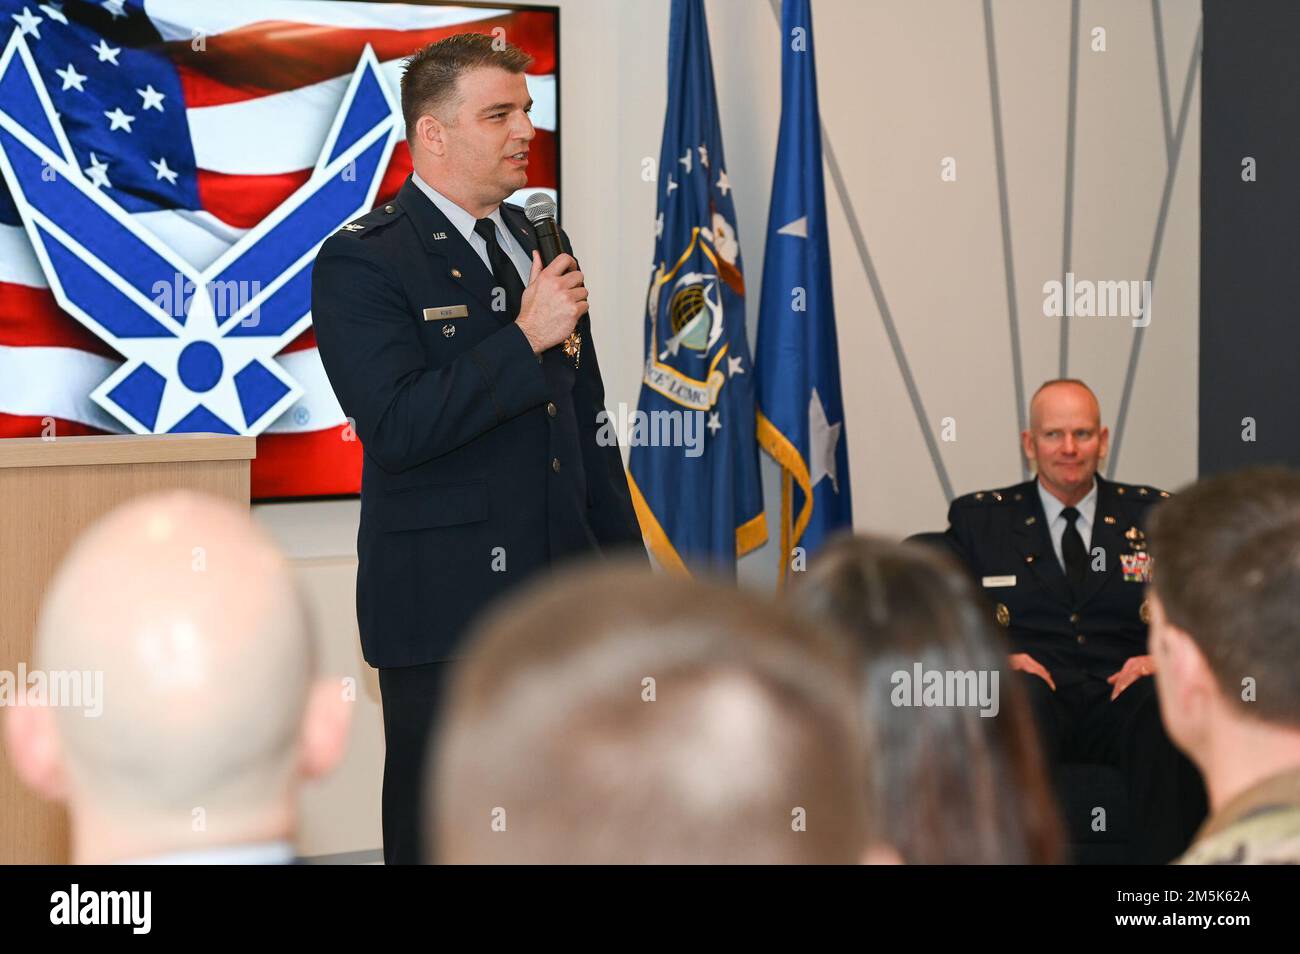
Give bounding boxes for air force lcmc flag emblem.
[0,30,398,435]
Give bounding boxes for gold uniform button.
[546,402,557,417]
[1076,634,1086,645]
[1140,600,1152,624]
[1069,612,1080,624]
[995,603,1010,627]
[384,204,395,213]
[551,458,561,473]
[1025,554,1036,564]
[450,268,462,279]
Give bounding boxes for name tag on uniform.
[423,304,468,321]
[982,575,1016,588]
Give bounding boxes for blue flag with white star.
[755,0,852,579]
[627,0,766,574]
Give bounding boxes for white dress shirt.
[118,839,295,865]
[411,171,533,286]
[1037,478,1097,572]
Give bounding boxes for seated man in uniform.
[943,378,1205,863]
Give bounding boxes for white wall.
[264,0,1202,857]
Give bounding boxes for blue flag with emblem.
[755,0,852,580]
[627,0,766,574]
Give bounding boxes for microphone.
[524,193,582,367]
[524,193,565,266]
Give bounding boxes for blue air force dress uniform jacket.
[943,475,1169,678]
[311,177,646,668]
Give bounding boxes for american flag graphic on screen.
[0,0,559,499]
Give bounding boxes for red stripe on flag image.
[197,169,314,229]
[0,285,122,358]
[0,414,107,440]
[251,423,364,499]
[169,12,557,107]
[278,326,318,356]
[522,129,558,192]
[376,142,414,205]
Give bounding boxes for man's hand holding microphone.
[516,250,587,354]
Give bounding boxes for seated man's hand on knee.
[1107,654,1154,701]
[1010,653,1056,691]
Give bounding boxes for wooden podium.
[0,433,255,864]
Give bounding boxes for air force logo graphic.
[0,31,399,435]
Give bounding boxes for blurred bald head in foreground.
[4,491,350,864]
[432,563,870,864]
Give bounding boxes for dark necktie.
[1060,505,1088,595]
[473,217,525,322]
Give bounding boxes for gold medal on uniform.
[1124,526,1148,552]
[563,330,582,368]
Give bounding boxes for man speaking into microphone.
[311,33,645,863]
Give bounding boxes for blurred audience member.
[1147,468,1300,864]
[432,562,873,864]
[794,535,1064,864]
[3,492,350,864]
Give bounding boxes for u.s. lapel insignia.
[1120,551,1152,583]
[432,231,447,240]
